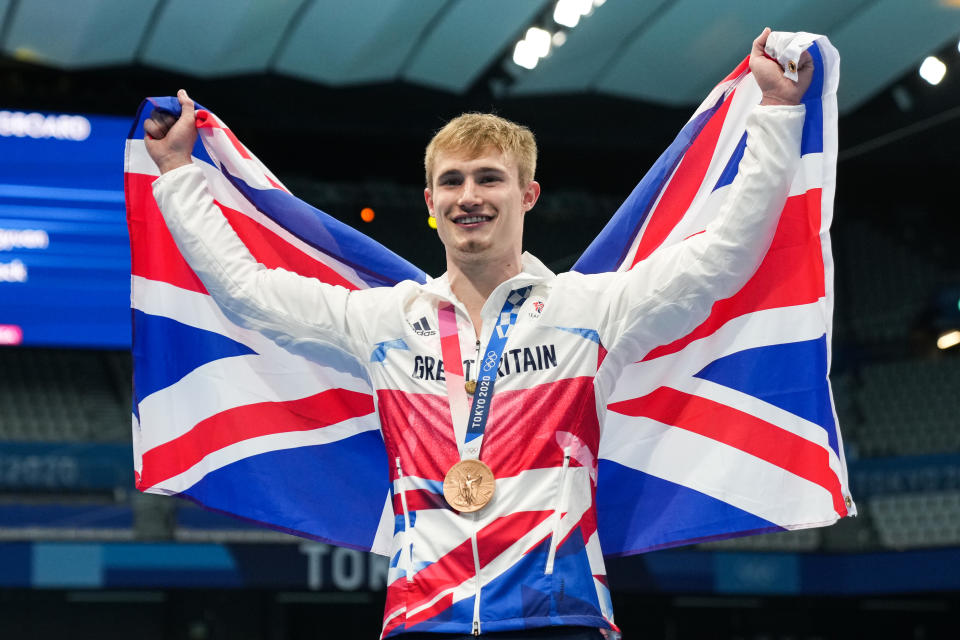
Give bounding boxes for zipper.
[395,457,414,584]
[471,513,482,635]
[545,447,572,575]
[472,338,481,382]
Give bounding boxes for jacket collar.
[421,252,554,302]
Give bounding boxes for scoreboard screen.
[0,109,132,348]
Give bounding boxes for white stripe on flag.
[606,302,827,404]
[125,139,160,176]
[132,275,289,359]
[137,352,372,452]
[600,412,837,529]
[668,375,844,478]
[143,414,380,494]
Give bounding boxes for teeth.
[457,216,488,224]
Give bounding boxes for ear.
[521,180,541,213]
[424,187,434,216]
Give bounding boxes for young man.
[145,28,811,640]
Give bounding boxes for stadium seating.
[0,348,129,442]
[870,490,960,549]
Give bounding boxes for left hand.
[750,27,814,106]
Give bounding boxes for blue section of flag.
[800,42,824,157]
[572,95,726,275]
[132,309,256,406]
[597,460,781,556]
[181,430,388,551]
[693,336,839,456]
[713,132,748,192]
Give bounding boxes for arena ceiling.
[4,0,960,113]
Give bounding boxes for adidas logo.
[410,316,437,337]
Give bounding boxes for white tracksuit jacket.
[153,105,805,637]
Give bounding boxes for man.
[144,28,812,640]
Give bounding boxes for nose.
[457,178,482,209]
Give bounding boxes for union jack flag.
[124,33,852,558]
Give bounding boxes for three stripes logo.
[410,316,437,336]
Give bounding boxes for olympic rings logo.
[483,351,498,369]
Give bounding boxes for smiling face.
[424,146,540,267]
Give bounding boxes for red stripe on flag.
[218,203,360,290]
[195,110,216,129]
[381,587,407,638]
[196,110,251,159]
[552,509,598,554]
[265,174,288,192]
[609,386,847,517]
[222,128,252,159]
[405,537,475,621]
[476,510,554,568]
[643,190,825,361]
[722,56,751,83]
[126,172,207,294]
[631,93,736,265]
[138,388,375,489]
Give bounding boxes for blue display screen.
[0,109,131,348]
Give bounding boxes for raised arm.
[584,29,813,368]
[144,91,374,359]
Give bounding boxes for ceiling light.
[525,27,552,59]
[554,0,593,28]
[552,31,567,47]
[937,329,960,350]
[919,56,946,85]
[513,40,539,70]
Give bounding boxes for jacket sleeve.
[590,104,805,369]
[151,164,376,360]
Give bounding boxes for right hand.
[144,89,197,174]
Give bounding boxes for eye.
[438,174,462,186]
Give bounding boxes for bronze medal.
[443,459,495,512]
[464,380,477,395]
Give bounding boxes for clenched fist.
[144,89,197,174]
[750,28,813,106]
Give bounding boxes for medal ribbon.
[438,302,471,451]
[438,286,531,461]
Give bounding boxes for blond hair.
[424,113,537,188]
